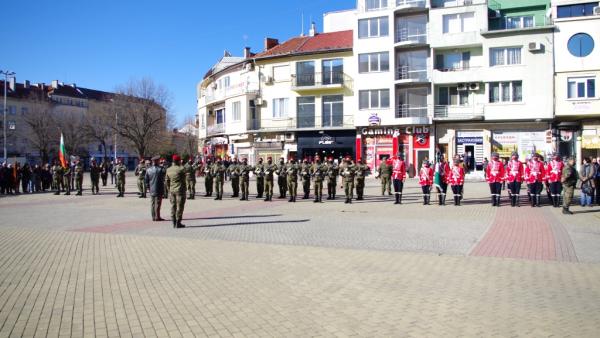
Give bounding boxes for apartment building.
[551,0,600,161]
[197,28,355,163]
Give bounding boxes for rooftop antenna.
[301,12,304,37]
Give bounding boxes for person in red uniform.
[448,158,465,206]
[525,153,545,207]
[505,151,524,207]
[546,153,564,208]
[486,152,505,206]
[391,153,407,205]
[419,160,434,205]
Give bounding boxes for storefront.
[492,130,554,161]
[357,126,432,175]
[582,124,600,159]
[203,137,229,159]
[297,130,356,163]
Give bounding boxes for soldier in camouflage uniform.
[74,160,84,196]
[311,156,327,203]
[355,158,369,201]
[326,158,339,200]
[114,159,127,197]
[211,158,226,200]
[378,156,392,195]
[183,158,198,199]
[63,164,72,196]
[52,161,64,195]
[203,159,213,197]
[227,158,240,198]
[561,156,578,215]
[89,159,102,195]
[166,155,186,228]
[237,158,253,201]
[276,158,288,199]
[161,158,169,199]
[264,157,277,201]
[254,158,265,198]
[300,159,312,199]
[135,160,147,198]
[340,157,357,204]
[286,158,299,202]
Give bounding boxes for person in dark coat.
[145,156,166,222]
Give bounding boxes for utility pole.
[1,70,16,162]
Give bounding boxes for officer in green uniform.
[183,158,198,199]
[202,159,213,197]
[561,156,578,215]
[161,158,169,199]
[166,154,186,228]
[115,159,127,197]
[52,161,64,195]
[227,157,240,198]
[300,159,312,199]
[276,158,288,199]
[254,158,265,198]
[326,158,339,200]
[340,157,357,204]
[264,157,276,201]
[211,158,226,200]
[74,160,84,196]
[286,158,299,202]
[63,164,72,196]
[237,158,253,201]
[89,159,102,195]
[135,160,147,198]
[378,156,392,195]
[355,158,369,201]
[311,156,327,203]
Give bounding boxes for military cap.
[172,154,181,162]
[151,155,160,161]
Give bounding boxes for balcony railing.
[396,0,427,9]
[203,82,258,105]
[433,105,484,120]
[249,115,354,131]
[396,65,429,82]
[207,123,226,136]
[431,0,484,8]
[395,27,428,44]
[487,16,553,32]
[434,64,479,72]
[291,72,353,90]
[395,105,429,119]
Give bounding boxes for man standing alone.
[146,156,166,222]
[166,155,187,228]
[561,156,578,215]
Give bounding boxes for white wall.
[324,9,356,32]
[429,3,488,48]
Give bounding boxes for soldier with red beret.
[166,154,186,228]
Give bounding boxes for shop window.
[568,77,596,99]
[488,81,522,103]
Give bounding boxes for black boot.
[442,195,446,206]
[344,198,349,204]
[176,219,185,228]
[537,195,542,207]
[394,194,400,205]
[348,198,352,204]
[172,218,177,228]
[332,194,336,200]
[562,207,573,215]
[496,196,501,207]
[454,196,459,206]
[398,195,402,204]
[492,196,497,206]
[288,196,293,202]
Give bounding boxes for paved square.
[1,174,600,337]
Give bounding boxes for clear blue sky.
[3,0,352,126]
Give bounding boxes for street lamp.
[1,70,16,162]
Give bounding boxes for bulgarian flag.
[59,133,68,168]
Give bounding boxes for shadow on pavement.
[186,219,310,228]
[185,214,283,221]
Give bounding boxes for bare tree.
[181,115,199,158]
[111,78,171,158]
[22,92,58,163]
[56,112,89,158]
[83,100,114,160]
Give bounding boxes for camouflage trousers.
[231,177,239,196]
[344,181,354,200]
[117,179,125,195]
[240,178,250,199]
[314,181,323,199]
[187,179,196,198]
[137,179,146,197]
[356,178,365,198]
[63,177,71,194]
[91,178,100,194]
[287,179,297,198]
[264,180,274,198]
[75,177,83,194]
[151,195,163,220]
[169,193,186,222]
[381,177,391,195]
[563,185,575,208]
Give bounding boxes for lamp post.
[1,70,16,162]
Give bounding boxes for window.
[273,98,289,118]
[397,88,428,118]
[273,65,290,82]
[322,95,344,127]
[489,81,522,103]
[8,121,16,130]
[568,77,596,99]
[200,114,205,128]
[223,76,231,88]
[438,87,469,106]
[322,59,344,85]
[365,0,387,11]
[358,17,389,38]
[8,106,16,115]
[232,101,241,121]
[435,51,471,71]
[215,108,226,124]
[568,33,595,58]
[297,97,315,128]
[359,89,390,109]
[358,52,389,73]
[296,61,315,86]
[397,50,428,80]
[505,16,534,29]
[443,12,475,33]
[490,47,521,66]
[557,3,598,18]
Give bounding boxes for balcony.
[395,104,431,124]
[207,123,226,136]
[249,115,355,132]
[395,0,427,12]
[396,65,429,84]
[433,105,484,120]
[202,82,258,106]
[431,66,481,84]
[483,16,554,35]
[395,26,428,46]
[430,0,485,8]
[291,72,353,91]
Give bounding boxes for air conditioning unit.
[264,76,274,85]
[464,0,473,5]
[457,83,468,91]
[528,42,543,52]
[276,135,286,142]
[594,6,600,15]
[469,83,480,91]
[285,133,295,141]
[255,98,264,106]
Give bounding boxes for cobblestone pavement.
[1,174,600,337]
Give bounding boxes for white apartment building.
[551,0,600,161]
